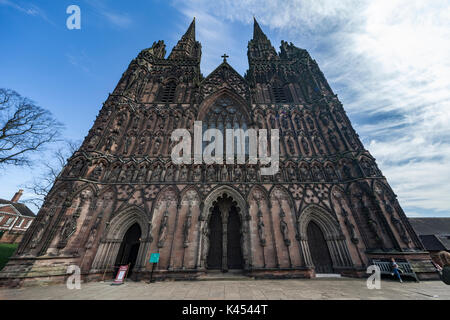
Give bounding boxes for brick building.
[0,190,35,244]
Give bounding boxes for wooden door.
[207,208,222,269]
[227,207,243,269]
[307,221,334,273]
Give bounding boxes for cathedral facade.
[0,19,435,286]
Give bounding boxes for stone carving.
[192,166,202,182]
[280,219,291,246]
[89,164,104,181]
[157,205,170,248]
[123,134,133,154]
[86,215,101,249]
[247,167,257,181]
[59,214,78,247]
[207,166,216,182]
[9,19,425,283]
[179,166,188,181]
[300,136,310,154]
[341,208,358,244]
[183,202,193,248]
[151,165,162,181]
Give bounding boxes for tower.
[0,19,435,287]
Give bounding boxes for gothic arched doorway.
[307,221,334,273]
[114,223,141,278]
[206,194,244,272]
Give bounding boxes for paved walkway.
[1,278,449,300]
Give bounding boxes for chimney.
[11,189,23,203]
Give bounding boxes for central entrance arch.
[200,186,250,272]
[206,194,244,271]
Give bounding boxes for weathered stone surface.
[0,18,433,287]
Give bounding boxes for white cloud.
[173,1,240,75]
[173,0,450,216]
[85,0,133,29]
[0,0,54,25]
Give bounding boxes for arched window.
[272,86,287,103]
[202,97,249,156]
[271,79,292,103]
[159,81,177,103]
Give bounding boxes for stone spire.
[168,18,201,60]
[253,17,268,42]
[248,18,278,61]
[183,17,196,42]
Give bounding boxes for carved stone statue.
[153,137,161,155]
[257,212,266,246]
[158,212,169,248]
[301,136,310,154]
[221,166,228,181]
[179,166,188,181]
[280,220,290,246]
[165,167,174,182]
[193,166,202,181]
[151,166,162,181]
[183,210,192,248]
[207,166,216,181]
[233,166,242,181]
[124,135,132,154]
[247,167,257,181]
[86,216,101,249]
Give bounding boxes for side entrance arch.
[90,207,151,279]
[306,221,334,273]
[298,205,354,275]
[114,223,141,278]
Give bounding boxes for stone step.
[196,271,254,281]
[315,273,342,278]
[196,276,255,281]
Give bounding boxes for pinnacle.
[253,17,267,41]
[182,17,196,42]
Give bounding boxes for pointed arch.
[90,205,150,274]
[197,88,252,123]
[298,204,353,270]
[198,185,252,270]
[298,204,342,239]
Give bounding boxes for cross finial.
[221,53,229,62]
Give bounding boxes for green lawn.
[0,243,18,271]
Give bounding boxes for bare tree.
[23,140,80,210]
[0,88,63,168]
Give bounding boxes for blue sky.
[1,0,449,217]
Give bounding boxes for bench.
[372,259,419,282]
